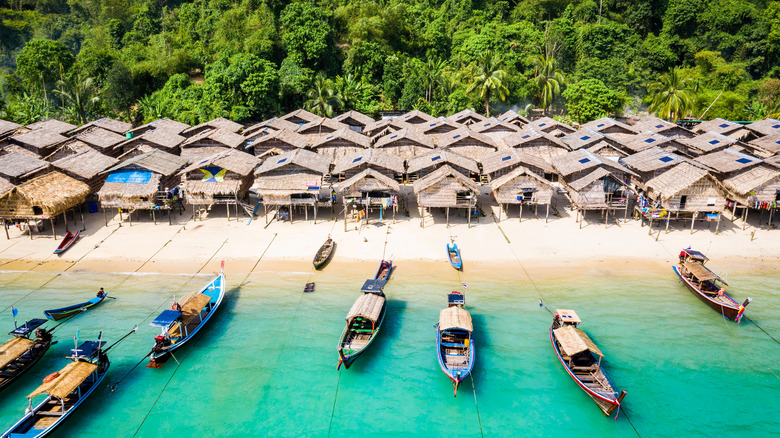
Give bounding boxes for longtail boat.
[53,230,80,255]
[147,261,226,368]
[550,309,626,416]
[446,243,462,270]
[0,319,52,394]
[43,293,108,321]
[436,291,474,396]
[336,278,387,369]
[313,237,336,270]
[673,249,751,322]
[374,259,393,282]
[0,338,109,438]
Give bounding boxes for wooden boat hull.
[374,260,393,281]
[446,244,462,270]
[436,326,474,396]
[0,338,52,394]
[337,302,386,370]
[44,295,106,321]
[53,230,80,255]
[313,240,336,270]
[673,266,743,321]
[0,360,109,438]
[149,268,226,365]
[550,326,623,416]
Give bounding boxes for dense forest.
[0,0,779,126]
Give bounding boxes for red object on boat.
[54,230,80,254]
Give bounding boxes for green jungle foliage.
[1,0,779,125]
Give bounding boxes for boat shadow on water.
[341,300,407,374]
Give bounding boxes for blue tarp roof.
[67,341,106,359]
[106,169,152,184]
[150,309,182,327]
[9,318,47,336]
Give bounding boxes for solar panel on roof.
[718,123,730,128]
[580,136,591,141]
[772,124,780,129]
[776,140,780,144]
[325,135,334,140]
[429,122,436,127]
[431,156,441,161]
[655,124,664,128]
[578,158,591,164]
[501,156,511,161]
[390,135,398,139]
[539,123,547,127]
[352,157,362,163]
[483,123,491,127]
[644,138,656,143]
[708,140,720,145]
[277,158,287,164]
[597,123,605,128]
[735,157,753,164]
[658,156,674,163]
[452,134,461,139]
[521,135,530,139]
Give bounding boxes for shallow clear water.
[0,265,778,437]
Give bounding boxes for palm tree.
[53,75,100,124]
[530,54,565,115]
[647,68,695,122]
[334,74,365,111]
[304,74,341,117]
[465,51,509,116]
[421,58,448,102]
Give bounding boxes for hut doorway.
[679,195,688,210]
[32,206,43,215]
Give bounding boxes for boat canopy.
[360,279,385,293]
[0,337,35,369]
[9,318,47,337]
[27,361,98,399]
[439,306,473,332]
[683,262,728,284]
[150,310,182,328]
[554,325,603,357]
[67,341,105,360]
[346,293,385,322]
[556,309,582,324]
[682,249,709,262]
[181,293,211,315]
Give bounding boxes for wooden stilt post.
[665,216,670,233]
[648,217,653,236]
[604,209,608,229]
[265,204,268,225]
[732,202,737,222]
[420,207,424,228]
[546,204,549,223]
[716,212,721,234]
[497,203,501,222]
[344,202,348,232]
[314,203,318,224]
[468,204,472,228]
[3,220,8,240]
[768,208,774,230]
[129,209,132,226]
[227,203,230,221]
[30,219,33,240]
[289,204,293,224]
[153,210,157,225]
[743,208,749,230]
[535,204,538,219]
[104,208,108,226]
[50,218,55,239]
[579,210,583,229]
[519,203,523,223]
[119,209,123,222]
[304,204,308,221]
[446,207,449,227]
[63,210,68,232]
[79,205,84,231]
[690,212,695,234]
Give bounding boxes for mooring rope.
[326,371,342,438]
[131,347,192,437]
[744,316,780,346]
[621,408,643,438]
[470,375,485,438]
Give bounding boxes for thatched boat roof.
[5,171,90,212]
[745,118,780,137]
[97,172,161,199]
[439,306,472,331]
[0,336,34,369]
[582,117,637,134]
[0,152,49,179]
[256,148,331,175]
[10,129,68,150]
[434,127,497,150]
[130,118,189,135]
[346,292,385,322]
[182,127,245,149]
[446,109,487,126]
[560,128,606,150]
[694,149,762,174]
[501,127,569,149]
[527,117,575,134]
[280,108,320,124]
[180,148,259,176]
[399,109,436,124]
[26,119,77,134]
[332,149,404,174]
[52,150,119,179]
[489,165,553,191]
[694,118,742,135]
[553,325,603,357]
[621,146,686,173]
[75,126,126,150]
[407,149,479,174]
[0,119,22,137]
[374,127,435,149]
[334,110,375,127]
[723,164,780,196]
[28,360,98,400]
[103,149,187,176]
[309,128,371,149]
[247,128,309,150]
[747,133,780,156]
[69,117,131,135]
[417,118,464,135]
[413,164,479,194]
[480,148,555,175]
[244,117,300,138]
[678,131,737,154]
[0,178,14,197]
[183,117,243,135]
[335,168,400,193]
[645,162,713,199]
[552,149,636,178]
[497,109,530,126]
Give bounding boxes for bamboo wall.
[417,178,474,208]
[663,179,726,212]
[572,181,608,208]
[494,176,553,204]
[747,176,780,204]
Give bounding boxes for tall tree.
[465,51,509,116]
[647,67,695,122]
[334,74,365,111]
[304,74,341,117]
[421,58,448,102]
[53,75,100,124]
[530,54,565,115]
[15,39,74,102]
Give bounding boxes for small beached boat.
[673,249,751,322]
[550,309,626,416]
[446,243,462,270]
[0,319,52,394]
[436,291,474,397]
[337,283,387,370]
[0,339,109,438]
[147,261,226,368]
[43,293,108,321]
[374,259,393,282]
[313,237,336,270]
[53,230,80,255]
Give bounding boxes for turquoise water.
[0,265,778,437]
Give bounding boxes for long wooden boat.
[53,230,80,255]
[337,289,386,370]
[436,291,474,397]
[147,261,226,367]
[43,293,107,321]
[0,339,109,438]
[550,309,626,416]
[674,249,751,322]
[313,237,336,270]
[0,319,52,394]
[446,243,462,270]
[374,259,393,282]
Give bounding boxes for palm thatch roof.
[0,178,14,197]
[129,118,190,135]
[119,127,187,151]
[694,149,762,174]
[582,117,637,134]
[678,131,737,154]
[553,325,603,357]
[496,109,530,126]
[97,173,161,205]
[489,165,554,191]
[297,117,351,135]
[433,127,497,149]
[28,360,97,400]
[52,150,119,180]
[0,119,22,137]
[480,148,555,176]
[280,108,320,124]
[552,149,636,178]
[69,117,131,135]
[44,139,97,162]
[180,148,259,176]
[645,162,714,199]
[586,141,628,158]
[346,292,385,322]
[363,117,415,137]
[747,133,780,156]
[256,148,331,175]
[0,152,49,180]
[75,126,126,151]
[182,127,245,149]
[469,118,522,139]
[332,149,404,174]
[183,117,243,135]
[439,306,473,331]
[413,164,479,194]
[560,128,606,150]
[407,149,479,174]
[247,128,309,150]
[620,131,675,153]
[2,144,42,158]
[334,110,375,127]
[527,117,575,134]
[501,127,569,149]
[399,109,436,124]
[244,117,301,138]
[103,149,187,176]
[568,167,623,191]
[5,171,90,213]
[10,129,68,151]
[416,117,464,135]
[745,118,780,137]
[446,109,487,126]
[0,335,34,369]
[764,155,780,169]
[26,119,77,134]
[335,168,401,194]
[723,164,780,197]
[373,127,435,149]
[181,146,230,164]
[309,128,371,149]
[621,146,686,173]
[633,116,695,138]
[694,118,743,135]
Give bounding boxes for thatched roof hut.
[406,149,479,181]
[280,109,319,125]
[181,146,231,165]
[116,127,187,155]
[745,118,780,138]
[182,117,243,137]
[560,128,624,151]
[363,117,414,138]
[246,129,308,157]
[434,127,498,160]
[480,148,556,182]
[97,149,187,211]
[694,149,762,177]
[413,165,479,207]
[497,110,530,127]
[334,111,375,133]
[501,128,569,163]
[243,117,300,139]
[621,146,688,190]
[335,168,400,197]
[586,141,629,160]
[645,162,728,213]
[582,117,637,135]
[373,128,434,160]
[69,118,131,135]
[552,149,635,181]
[51,149,119,193]
[446,109,486,126]
[677,131,738,156]
[633,116,694,138]
[694,118,751,140]
[332,148,404,178]
[0,119,22,139]
[527,117,575,135]
[489,166,557,220]
[469,118,522,142]
[722,164,780,206]
[74,127,126,156]
[746,133,780,158]
[0,178,14,198]
[619,132,677,154]
[565,167,632,213]
[9,129,68,156]
[180,148,259,207]
[333,150,403,225]
[297,117,350,135]
[0,151,50,184]
[180,129,245,163]
[0,171,90,220]
[26,119,76,135]
[253,148,331,214]
[417,118,463,135]
[43,139,95,162]
[308,128,370,160]
[399,110,436,125]
[129,118,189,137]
